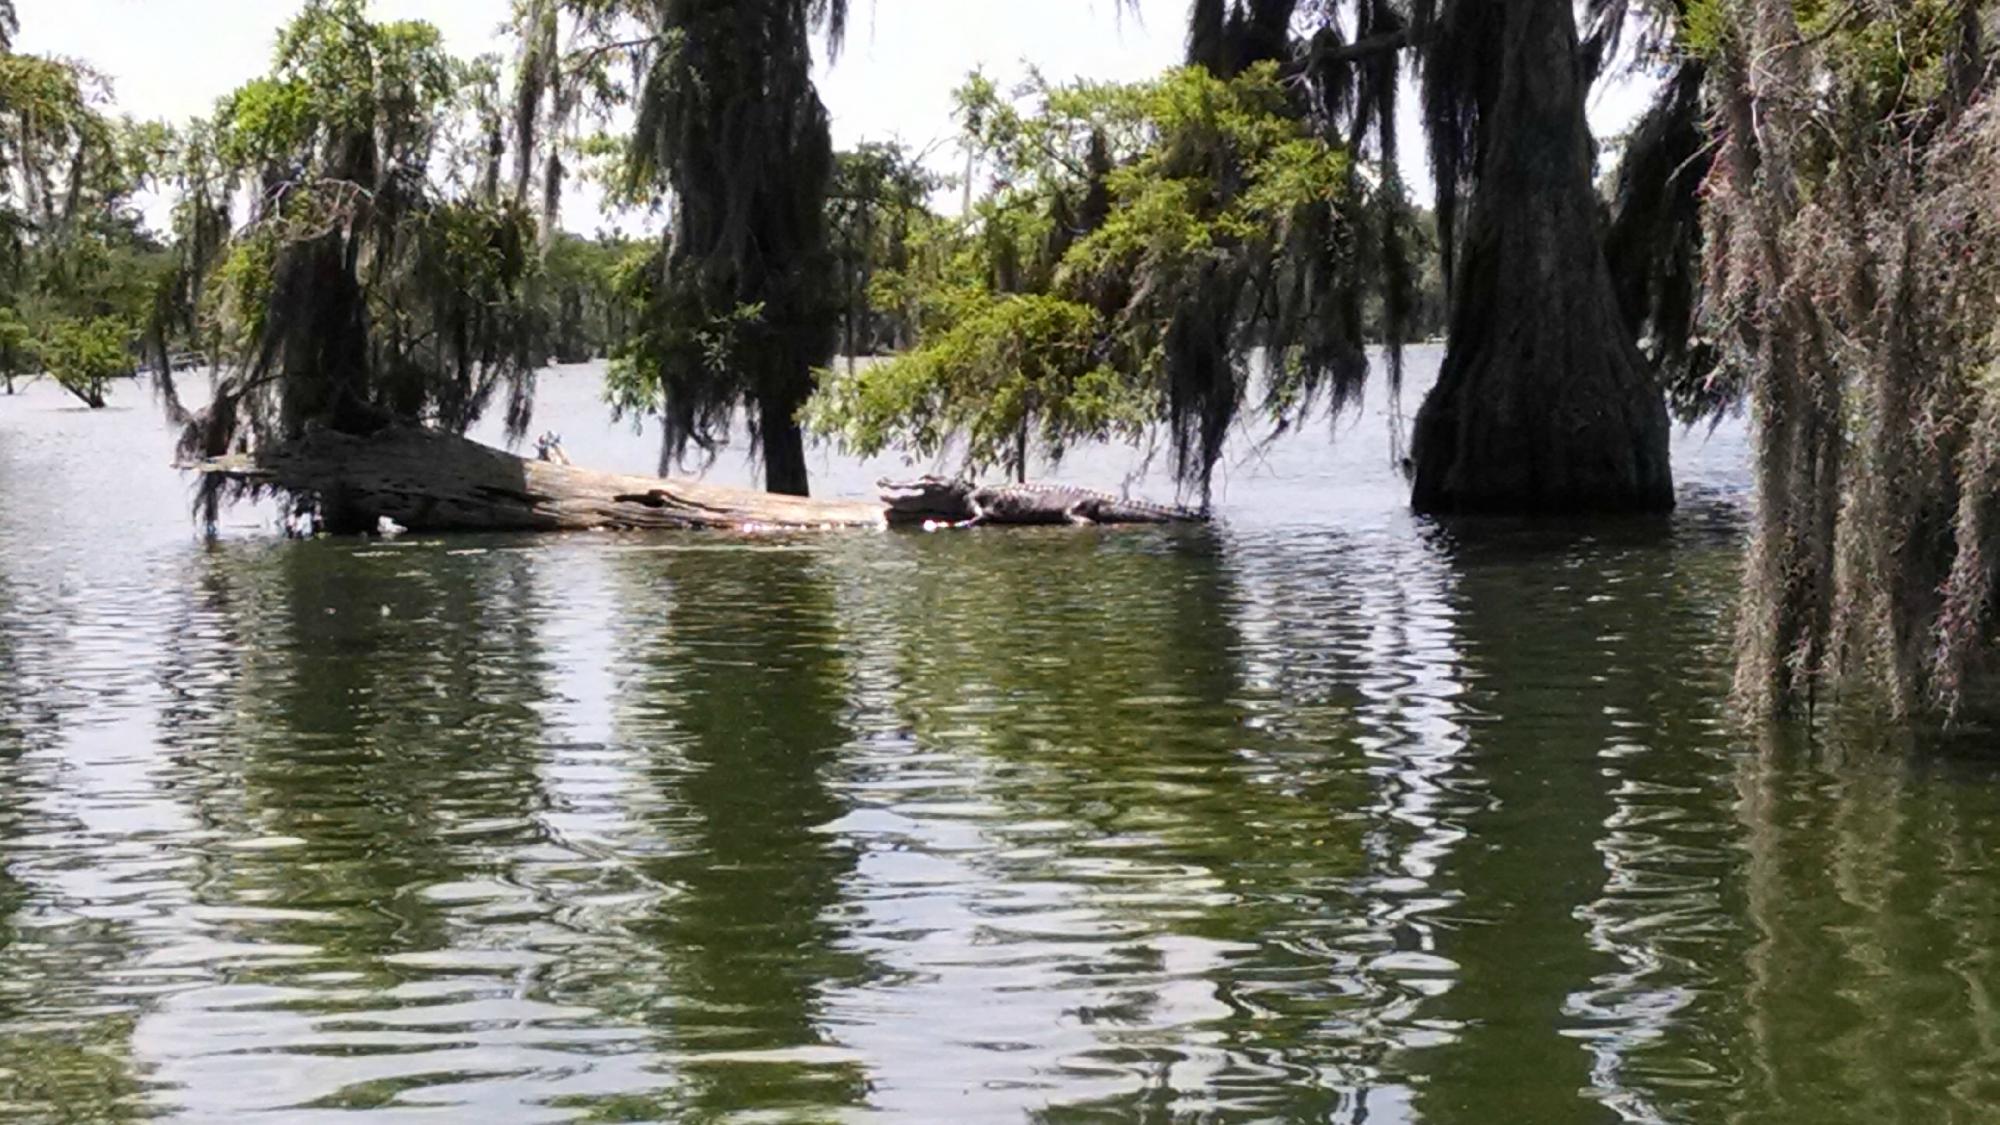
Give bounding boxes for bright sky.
[16,0,1656,232]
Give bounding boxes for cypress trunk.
[631,0,842,501]
[1409,0,1673,515]
[760,391,811,497]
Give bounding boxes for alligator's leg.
[1065,501,1098,527]
[955,497,990,529]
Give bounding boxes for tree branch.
[563,35,656,77]
[1296,26,1419,74]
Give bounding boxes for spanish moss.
[608,0,845,497]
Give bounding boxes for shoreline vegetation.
[2,0,1998,720]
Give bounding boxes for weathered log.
[183,424,888,533]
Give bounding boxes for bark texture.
[187,425,886,534]
[1409,0,1673,515]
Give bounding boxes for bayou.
[3,0,2000,1120]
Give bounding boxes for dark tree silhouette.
[619,0,848,497]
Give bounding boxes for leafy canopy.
[39,316,133,407]
[0,43,167,407]
[607,0,848,494]
[808,63,1363,490]
[176,0,545,491]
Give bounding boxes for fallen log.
[184,424,889,533]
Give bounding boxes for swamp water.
[3,352,1999,1122]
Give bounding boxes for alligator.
[878,476,1208,527]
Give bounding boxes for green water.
[4,362,1999,1122]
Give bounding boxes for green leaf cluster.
[804,292,1149,471]
[217,0,453,169]
[809,63,1358,484]
[0,48,169,405]
[38,315,133,406]
[828,141,947,356]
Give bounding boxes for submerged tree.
[178,0,542,524]
[0,42,165,408]
[808,64,1401,491]
[37,315,128,408]
[1403,0,1674,513]
[1174,1,1680,512]
[1699,0,2000,717]
[609,0,847,496]
[819,1,1666,507]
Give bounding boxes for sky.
[16,0,1658,233]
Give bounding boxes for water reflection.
[9,365,2000,1123]
[577,540,870,1118]
[1221,518,1475,1123]
[0,521,172,1119]
[143,542,562,1112]
[1730,721,2000,1123]
[1396,520,1695,1125]
[819,527,1454,1120]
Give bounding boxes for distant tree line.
[0,3,650,416]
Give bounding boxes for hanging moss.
[1703,0,2000,717]
[172,0,545,524]
[808,64,1390,496]
[613,0,847,497]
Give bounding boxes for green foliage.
[0,304,27,394]
[0,306,28,367]
[805,293,1149,474]
[828,142,946,356]
[213,79,316,169]
[810,64,1377,490]
[38,315,133,408]
[1812,0,1967,115]
[171,0,550,502]
[1677,0,1729,56]
[214,0,454,176]
[0,40,168,408]
[541,230,648,363]
[605,248,770,438]
[0,54,112,193]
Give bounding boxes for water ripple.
[6,361,2000,1122]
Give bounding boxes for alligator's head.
[878,475,975,525]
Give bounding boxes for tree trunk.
[480,121,503,206]
[760,395,811,497]
[538,83,570,252]
[60,379,107,409]
[1408,0,1673,515]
